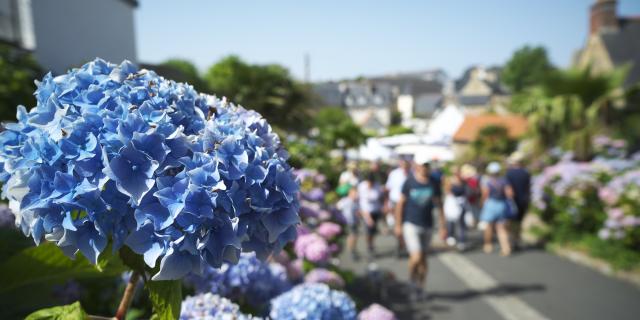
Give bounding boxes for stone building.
[574,0,640,87]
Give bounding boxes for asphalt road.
[339,231,640,320]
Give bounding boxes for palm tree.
[512,66,633,161]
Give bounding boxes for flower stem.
[115,271,140,320]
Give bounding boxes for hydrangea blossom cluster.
[598,207,640,240]
[302,188,325,203]
[304,268,345,288]
[357,304,397,320]
[531,161,604,210]
[269,283,356,320]
[180,293,254,320]
[593,135,627,158]
[316,221,342,240]
[597,169,640,240]
[185,252,290,309]
[598,169,640,206]
[0,59,300,280]
[294,233,330,263]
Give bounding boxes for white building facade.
[0,0,137,74]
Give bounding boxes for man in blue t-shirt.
[394,161,446,300]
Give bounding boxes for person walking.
[338,161,359,192]
[358,172,384,258]
[480,162,514,256]
[336,187,360,260]
[385,155,412,258]
[505,153,531,251]
[394,161,446,301]
[443,170,468,251]
[461,164,481,227]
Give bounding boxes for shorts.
[481,198,508,223]
[366,212,382,236]
[347,221,359,234]
[402,222,432,254]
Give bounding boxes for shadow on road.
[347,269,546,320]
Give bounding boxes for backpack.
[465,177,481,204]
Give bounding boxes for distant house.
[574,0,640,87]
[394,77,444,122]
[340,81,394,134]
[312,70,446,134]
[0,0,138,74]
[454,66,509,113]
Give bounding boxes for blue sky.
[135,0,640,81]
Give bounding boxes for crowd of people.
[335,153,531,300]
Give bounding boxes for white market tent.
[395,144,455,162]
[347,105,464,162]
[356,137,395,161]
[427,104,465,141]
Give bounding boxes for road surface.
[339,231,640,320]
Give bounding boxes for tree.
[502,46,554,93]
[471,125,515,164]
[204,55,311,132]
[313,107,366,150]
[386,125,413,136]
[160,58,207,91]
[0,44,41,121]
[515,67,631,160]
[286,107,366,187]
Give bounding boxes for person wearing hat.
[505,152,531,251]
[480,161,514,256]
[460,164,481,226]
[394,160,446,301]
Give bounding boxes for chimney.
[590,0,619,34]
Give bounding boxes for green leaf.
[0,242,126,294]
[147,280,182,320]
[119,246,148,274]
[302,259,315,273]
[125,308,146,320]
[25,301,88,320]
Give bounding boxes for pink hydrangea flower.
[358,303,397,320]
[317,222,342,239]
[294,233,330,263]
[304,268,345,288]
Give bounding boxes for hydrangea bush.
[269,283,356,320]
[532,146,640,253]
[185,252,290,310]
[0,59,300,281]
[597,169,640,247]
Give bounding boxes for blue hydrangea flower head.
[180,293,256,320]
[269,283,356,320]
[0,59,300,280]
[185,252,291,310]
